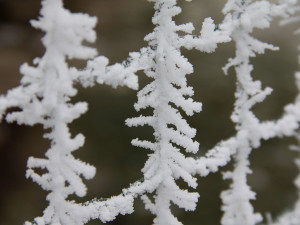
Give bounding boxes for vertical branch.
[269,4,300,223]
[0,0,164,223]
[220,1,297,225]
[3,0,300,224]
[0,0,174,223]
[126,0,229,224]
[9,1,99,224]
[0,0,140,224]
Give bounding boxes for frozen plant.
[269,5,300,223]
[218,0,299,225]
[2,0,300,224]
[220,1,279,224]
[190,3,300,225]
[270,93,300,225]
[193,0,300,192]
[0,0,97,223]
[0,0,141,224]
[126,0,230,224]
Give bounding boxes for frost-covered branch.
[211,1,299,225]
[126,0,229,224]
[4,0,300,224]
[74,33,156,90]
[84,47,154,90]
[267,3,300,223]
[266,75,300,225]
[269,122,300,225]
[11,1,99,224]
[0,0,142,224]
[193,0,297,182]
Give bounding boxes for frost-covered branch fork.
[0,0,230,224]
[267,4,300,223]
[0,0,150,224]
[195,1,300,225]
[2,0,300,224]
[123,0,232,224]
[195,101,300,178]
[194,89,300,178]
[186,0,299,185]
[74,66,300,224]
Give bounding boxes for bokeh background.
[0,0,300,224]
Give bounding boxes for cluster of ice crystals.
[218,1,299,225]
[268,3,300,224]
[126,0,230,224]
[3,0,300,224]
[6,0,99,223]
[0,0,140,224]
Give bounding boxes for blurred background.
[0,0,300,224]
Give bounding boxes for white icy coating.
[190,0,298,180]
[1,0,300,224]
[268,75,300,225]
[126,0,230,224]
[270,3,300,223]
[220,1,279,224]
[210,1,300,225]
[0,0,139,224]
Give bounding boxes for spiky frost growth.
[219,1,298,225]
[193,0,300,187]
[4,1,98,224]
[191,0,299,180]
[126,0,230,224]
[270,6,300,223]
[0,0,140,224]
[268,74,300,225]
[272,119,300,225]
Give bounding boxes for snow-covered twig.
[126,0,230,224]
[0,0,144,224]
[213,1,298,225]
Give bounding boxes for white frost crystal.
[126,0,229,224]
[2,0,300,224]
[0,0,137,224]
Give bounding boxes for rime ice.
[126,0,229,224]
[1,0,300,224]
[0,0,137,224]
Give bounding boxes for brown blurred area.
[0,0,300,224]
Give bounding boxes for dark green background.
[0,0,299,224]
